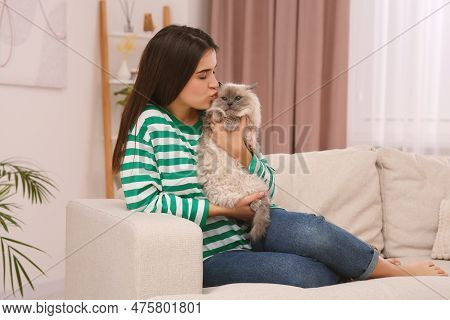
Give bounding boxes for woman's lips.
[210,93,218,100]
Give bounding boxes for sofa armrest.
[65,199,204,299]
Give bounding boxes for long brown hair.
[112,25,218,174]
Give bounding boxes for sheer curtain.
[347,0,450,156]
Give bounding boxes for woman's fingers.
[244,192,265,204]
[211,120,225,132]
[239,116,248,129]
[236,192,265,207]
[212,116,247,133]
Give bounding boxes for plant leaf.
[0,159,56,297]
[2,237,46,254]
[13,256,23,296]
[1,238,5,292]
[0,211,23,230]
[0,160,58,205]
[7,246,15,298]
[15,257,34,291]
[0,202,21,212]
[0,219,7,232]
[10,247,46,276]
[1,243,46,297]
[0,184,12,198]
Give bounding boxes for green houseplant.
[113,85,133,107]
[0,158,57,298]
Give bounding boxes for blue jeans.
[203,208,380,288]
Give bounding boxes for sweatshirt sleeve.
[120,132,209,230]
[247,152,276,199]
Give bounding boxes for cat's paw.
[223,117,240,131]
[212,111,224,123]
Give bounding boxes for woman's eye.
[235,96,241,101]
[221,97,227,101]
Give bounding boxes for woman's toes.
[433,266,448,275]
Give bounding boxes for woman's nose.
[210,75,220,89]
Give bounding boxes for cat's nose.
[227,102,233,107]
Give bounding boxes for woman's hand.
[228,192,266,221]
[211,116,253,167]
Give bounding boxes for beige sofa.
[65,145,450,299]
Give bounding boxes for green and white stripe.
[120,104,281,261]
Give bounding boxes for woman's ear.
[245,82,258,90]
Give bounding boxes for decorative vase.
[130,68,138,81]
[143,13,155,32]
[163,6,170,27]
[124,23,134,33]
[117,59,131,80]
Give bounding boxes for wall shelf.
[99,0,166,198]
[109,79,135,85]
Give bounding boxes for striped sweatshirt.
[120,104,282,261]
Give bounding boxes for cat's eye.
[235,96,242,101]
[221,97,227,101]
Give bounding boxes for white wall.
[0,0,209,299]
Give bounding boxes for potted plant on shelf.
[113,86,133,107]
[0,158,57,298]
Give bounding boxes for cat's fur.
[197,82,271,242]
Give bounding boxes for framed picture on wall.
[0,0,67,89]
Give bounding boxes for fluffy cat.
[197,82,271,242]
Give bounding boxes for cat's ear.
[244,82,258,91]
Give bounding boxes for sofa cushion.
[152,257,450,299]
[432,199,450,260]
[376,147,450,258]
[264,145,383,252]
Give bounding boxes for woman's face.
[176,49,220,110]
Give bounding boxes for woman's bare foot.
[387,258,401,265]
[368,257,448,279]
[396,261,449,276]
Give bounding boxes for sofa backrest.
[116,143,449,259]
[265,145,384,253]
[375,147,450,258]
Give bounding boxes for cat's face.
[211,83,255,115]
[203,82,261,131]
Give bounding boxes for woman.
[112,25,448,289]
